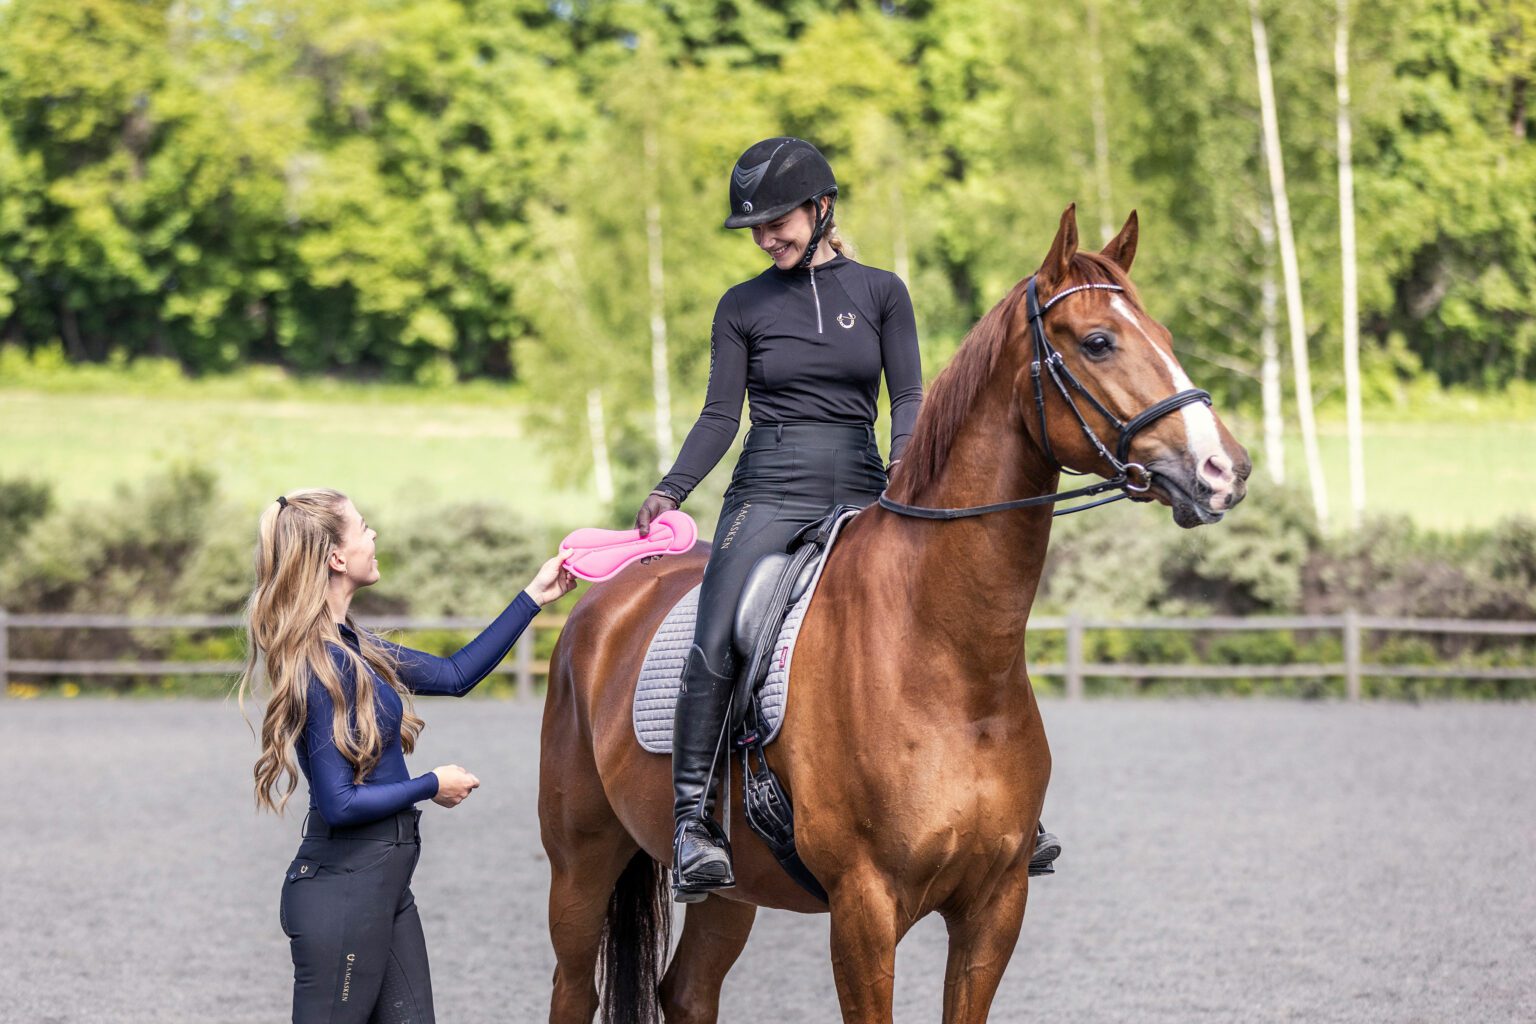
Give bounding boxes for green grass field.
[1267,417,1536,531]
[6,384,1534,532]
[2,388,599,533]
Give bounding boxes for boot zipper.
[810,265,823,334]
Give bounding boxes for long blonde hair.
[238,489,424,815]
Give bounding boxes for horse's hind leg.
[658,896,758,1023]
[541,690,645,1024]
[939,875,1030,1024]
[544,820,638,1024]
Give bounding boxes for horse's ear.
[1101,210,1139,272]
[1037,204,1079,291]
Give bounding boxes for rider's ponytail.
[806,197,856,259]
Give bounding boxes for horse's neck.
[896,371,1060,676]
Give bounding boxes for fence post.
[1065,613,1085,700]
[1343,609,1361,701]
[0,608,8,697]
[515,630,533,701]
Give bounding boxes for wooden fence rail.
[1027,612,1536,699]
[2,610,1533,700]
[0,611,569,700]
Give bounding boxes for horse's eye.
[1082,333,1115,359]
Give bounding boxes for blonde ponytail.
[806,196,856,260]
[825,218,856,258]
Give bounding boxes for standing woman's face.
[751,198,831,270]
[329,499,381,589]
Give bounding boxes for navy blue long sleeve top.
[296,590,541,827]
[656,254,924,502]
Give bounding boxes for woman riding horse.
[636,137,1060,901]
[542,203,1251,1023]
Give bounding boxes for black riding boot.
[1031,822,1063,876]
[671,644,736,902]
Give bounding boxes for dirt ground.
[3,698,1532,1023]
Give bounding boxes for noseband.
[878,275,1212,521]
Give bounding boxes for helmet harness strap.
[799,189,838,269]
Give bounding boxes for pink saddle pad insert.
[560,510,699,582]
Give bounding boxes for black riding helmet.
[724,137,836,228]
[725,137,838,268]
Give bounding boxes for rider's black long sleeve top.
[655,255,924,502]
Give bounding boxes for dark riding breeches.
[280,809,434,1024]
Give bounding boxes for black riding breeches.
[689,422,887,678]
[280,809,434,1024]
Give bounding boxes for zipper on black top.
[810,265,823,334]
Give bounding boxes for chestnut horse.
[539,205,1251,1023]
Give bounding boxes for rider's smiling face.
[750,199,829,270]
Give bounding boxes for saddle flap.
[732,551,792,660]
[731,552,820,664]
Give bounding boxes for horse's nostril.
[1200,453,1235,489]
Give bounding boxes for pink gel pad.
[559,510,700,582]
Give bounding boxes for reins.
[878,275,1212,521]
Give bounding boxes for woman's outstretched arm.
[379,590,542,697]
[373,552,574,697]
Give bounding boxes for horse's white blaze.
[1108,296,1232,501]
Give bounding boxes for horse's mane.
[891,251,1141,501]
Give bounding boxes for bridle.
[878,275,1213,521]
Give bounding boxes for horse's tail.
[597,849,673,1024]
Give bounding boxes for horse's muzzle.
[1146,454,1249,529]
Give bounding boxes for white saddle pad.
[632,510,858,753]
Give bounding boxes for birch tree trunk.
[1087,0,1115,243]
[1336,0,1366,527]
[644,122,675,475]
[544,227,616,502]
[1259,203,1285,485]
[586,388,615,505]
[891,179,911,285]
[1250,0,1330,528]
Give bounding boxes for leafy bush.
[0,465,219,614]
[1,467,553,693]
[1040,478,1318,616]
[1308,514,1536,621]
[0,476,53,562]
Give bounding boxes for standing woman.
[636,137,925,901]
[239,489,574,1023]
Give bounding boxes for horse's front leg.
[939,870,1031,1024]
[827,871,907,1023]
